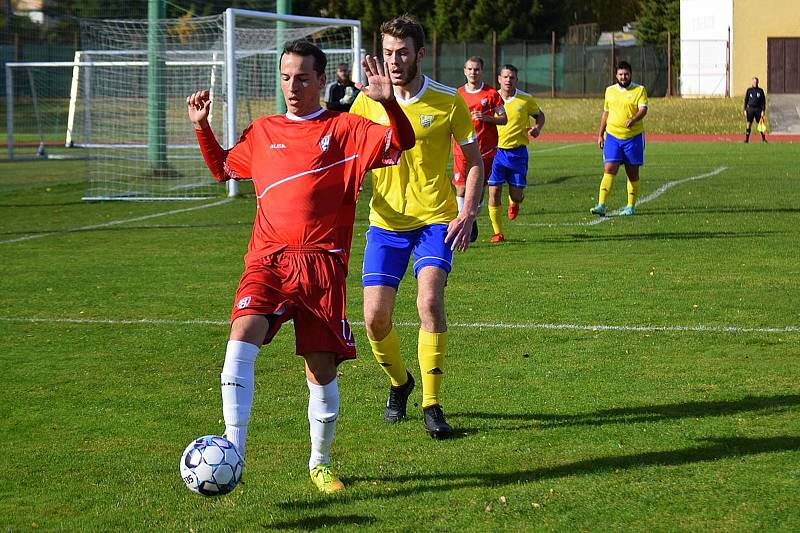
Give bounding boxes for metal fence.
[430,40,674,97]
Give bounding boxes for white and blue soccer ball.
[180,435,243,496]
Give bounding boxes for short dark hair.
[465,56,484,69]
[499,64,518,76]
[281,40,327,76]
[616,61,632,73]
[337,62,349,70]
[380,14,425,55]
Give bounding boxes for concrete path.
[768,94,800,135]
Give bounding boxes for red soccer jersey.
[216,109,398,265]
[455,83,505,157]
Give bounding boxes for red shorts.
[452,150,495,187]
[231,248,356,364]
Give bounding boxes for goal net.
[5,9,362,200]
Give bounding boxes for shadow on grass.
[469,230,781,247]
[0,222,249,238]
[452,394,800,429]
[548,230,780,243]
[643,206,800,216]
[532,173,594,186]
[265,514,376,530]
[279,435,800,510]
[0,201,87,208]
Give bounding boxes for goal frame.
[4,8,362,200]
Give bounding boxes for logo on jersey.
[481,98,488,108]
[341,319,355,347]
[269,143,286,149]
[237,296,252,309]
[319,134,331,152]
[420,114,433,128]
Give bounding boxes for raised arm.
[357,55,415,151]
[187,90,227,182]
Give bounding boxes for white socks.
[307,377,339,470]
[221,340,260,459]
[220,340,340,470]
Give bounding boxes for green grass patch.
[538,96,748,134]
[1,142,799,531]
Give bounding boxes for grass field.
[1,140,799,531]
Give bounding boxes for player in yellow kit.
[349,14,483,439]
[487,64,545,243]
[591,61,648,217]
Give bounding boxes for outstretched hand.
[355,55,394,104]
[187,90,211,128]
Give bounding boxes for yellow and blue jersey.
[604,83,648,139]
[497,90,540,150]
[349,76,476,231]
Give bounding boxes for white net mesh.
[6,11,359,200]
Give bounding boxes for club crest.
[419,114,433,128]
[319,134,331,152]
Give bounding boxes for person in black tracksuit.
[324,63,360,112]
[743,77,767,143]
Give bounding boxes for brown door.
[768,38,800,93]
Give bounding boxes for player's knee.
[364,309,392,339]
[417,293,445,322]
[510,189,525,203]
[229,315,269,344]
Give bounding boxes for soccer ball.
[180,435,243,496]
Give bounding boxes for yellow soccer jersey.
[497,90,541,149]
[349,76,476,231]
[604,82,648,139]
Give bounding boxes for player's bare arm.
[446,141,483,252]
[187,90,212,129]
[529,110,545,139]
[597,110,609,149]
[624,107,647,129]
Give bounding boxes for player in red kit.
[452,56,507,242]
[186,40,414,494]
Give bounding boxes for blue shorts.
[603,132,645,166]
[488,146,528,188]
[362,224,453,289]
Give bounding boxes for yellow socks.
[627,179,640,207]
[369,327,408,387]
[599,172,615,205]
[418,329,447,408]
[488,205,503,235]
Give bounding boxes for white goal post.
[5,8,362,201]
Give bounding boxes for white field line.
[1,316,798,334]
[515,166,729,227]
[586,166,728,225]
[0,198,233,244]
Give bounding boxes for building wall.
[679,0,733,96]
[732,0,800,96]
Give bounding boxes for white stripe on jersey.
[256,154,359,199]
[428,79,457,95]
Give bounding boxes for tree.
[636,0,679,43]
